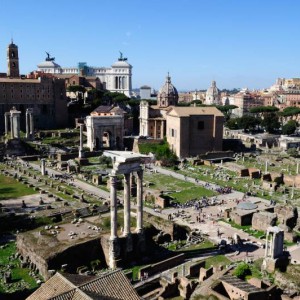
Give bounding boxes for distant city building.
[205,80,220,105]
[0,41,68,132]
[37,52,132,97]
[140,85,152,99]
[231,89,264,117]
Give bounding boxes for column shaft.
[4,113,9,135]
[110,175,118,239]
[26,112,30,139]
[30,113,34,137]
[136,169,143,232]
[10,116,14,138]
[123,173,131,236]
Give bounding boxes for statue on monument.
[45,52,55,62]
[118,51,127,61]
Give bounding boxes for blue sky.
[0,0,299,91]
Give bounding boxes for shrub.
[233,262,251,279]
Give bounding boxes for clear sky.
[0,0,299,91]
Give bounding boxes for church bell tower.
[7,40,20,78]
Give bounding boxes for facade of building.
[139,75,224,158]
[37,53,132,97]
[0,41,68,132]
[166,106,224,158]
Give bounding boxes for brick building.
[0,41,68,132]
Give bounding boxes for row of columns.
[109,169,144,269]
[4,108,34,139]
[115,76,127,90]
[110,169,143,240]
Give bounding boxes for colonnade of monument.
[4,107,34,139]
[104,151,147,269]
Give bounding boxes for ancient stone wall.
[17,235,106,280]
[275,205,298,230]
[139,253,185,278]
[252,212,277,231]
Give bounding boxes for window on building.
[198,121,204,130]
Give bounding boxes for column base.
[125,233,133,253]
[137,230,146,253]
[109,237,120,269]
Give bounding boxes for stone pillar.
[123,173,131,236]
[264,231,269,257]
[30,111,34,139]
[136,169,143,233]
[110,175,118,239]
[26,110,30,139]
[79,124,84,158]
[297,161,299,175]
[4,113,9,135]
[109,175,119,269]
[10,114,14,139]
[41,159,46,176]
[265,160,268,174]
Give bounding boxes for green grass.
[170,187,216,203]
[204,255,231,269]
[0,242,40,294]
[143,173,216,204]
[0,174,37,200]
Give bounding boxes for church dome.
[205,80,220,105]
[157,74,178,107]
[159,74,178,96]
[206,80,219,97]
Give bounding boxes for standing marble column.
[41,159,46,176]
[136,169,143,233]
[10,115,14,139]
[110,175,118,239]
[4,113,9,135]
[265,160,268,174]
[265,231,269,257]
[109,174,119,269]
[29,111,34,139]
[79,124,84,158]
[123,173,131,236]
[26,110,30,139]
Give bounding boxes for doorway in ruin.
[102,131,112,149]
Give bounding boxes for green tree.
[282,120,298,135]
[216,105,238,122]
[225,117,240,130]
[233,262,251,279]
[238,115,260,132]
[67,85,86,94]
[261,113,280,133]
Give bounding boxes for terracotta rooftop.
[166,106,224,117]
[27,270,140,300]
